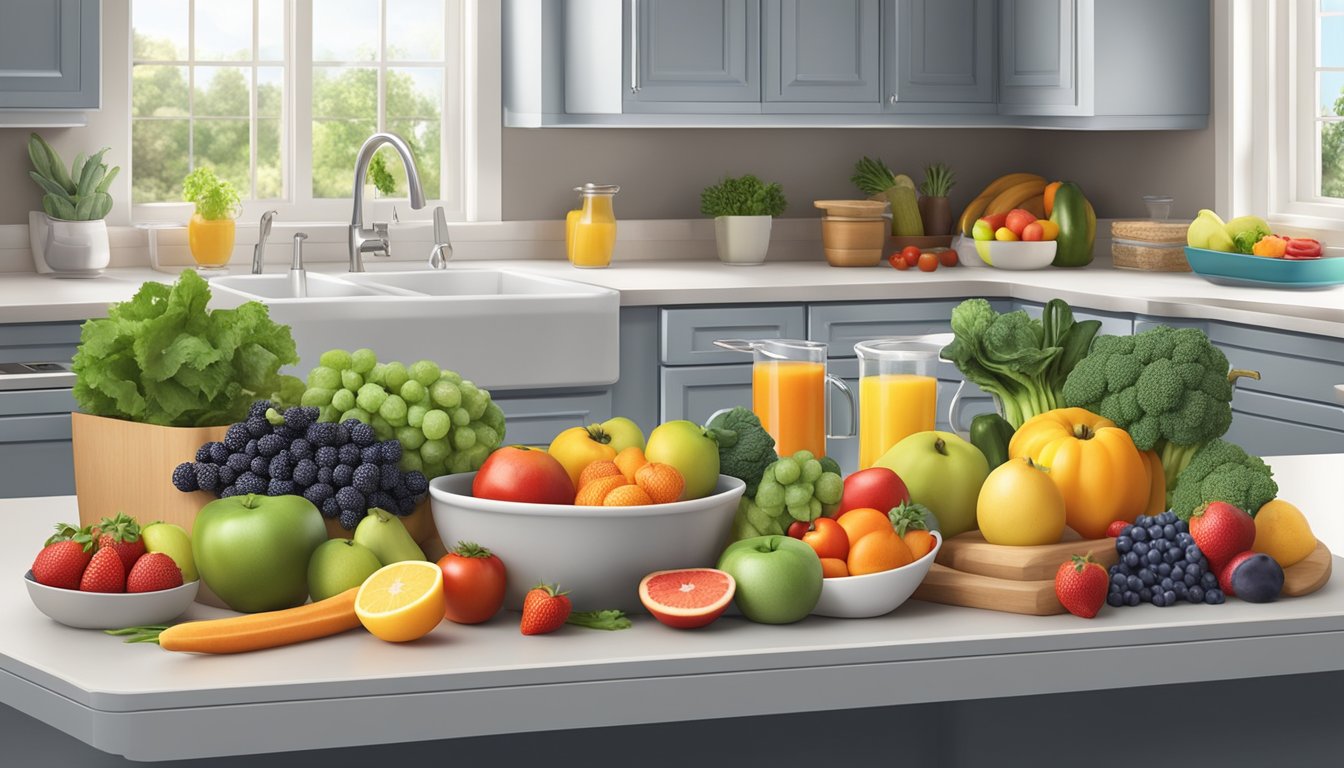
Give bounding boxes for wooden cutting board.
[935,529,1119,581]
[1282,540,1333,597]
[913,564,1066,615]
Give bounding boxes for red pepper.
[1284,237,1323,259]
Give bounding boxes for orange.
[836,507,893,548]
[575,474,629,506]
[614,446,648,482]
[635,462,685,504]
[847,530,914,576]
[903,530,937,561]
[355,561,446,643]
[820,557,850,579]
[578,460,624,490]
[603,484,654,507]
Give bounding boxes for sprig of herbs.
[700,174,788,217]
[182,167,241,221]
[919,162,955,198]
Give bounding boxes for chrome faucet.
[252,210,277,274]
[349,132,426,272]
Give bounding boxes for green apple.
[717,535,822,624]
[192,494,327,613]
[352,507,426,565]
[971,218,995,242]
[874,430,989,538]
[141,522,198,582]
[598,416,646,453]
[645,420,721,500]
[308,539,382,602]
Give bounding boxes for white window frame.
[1219,0,1344,234]
[121,0,501,227]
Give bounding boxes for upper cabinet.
[0,0,99,113]
[504,0,1208,129]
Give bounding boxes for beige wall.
[0,124,1214,225]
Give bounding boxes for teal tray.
[1184,246,1344,289]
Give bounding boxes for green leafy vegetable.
[700,174,787,217]
[851,156,922,235]
[1224,215,1271,255]
[72,270,299,427]
[705,406,777,495]
[182,167,241,221]
[1169,439,1278,521]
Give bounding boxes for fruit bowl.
[429,473,747,611]
[811,531,942,618]
[24,572,199,629]
[952,235,987,269]
[1183,246,1344,289]
[974,240,1057,270]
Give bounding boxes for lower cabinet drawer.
[0,439,74,498]
[660,365,752,426]
[1226,389,1344,456]
[493,391,612,447]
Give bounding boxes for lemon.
[355,561,446,643]
[1252,499,1317,568]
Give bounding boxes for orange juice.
[568,187,617,268]
[187,213,236,267]
[858,373,937,469]
[753,360,827,457]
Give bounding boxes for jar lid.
[575,182,620,194]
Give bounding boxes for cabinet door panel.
[627,0,761,103]
[885,0,994,105]
[764,0,880,102]
[661,305,807,365]
[998,0,1089,114]
[492,391,613,448]
[660,365,752,425]
[0,0,98,109]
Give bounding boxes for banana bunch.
[957,173,1047,236]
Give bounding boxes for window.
[130,0,465,222]
[1311,0,1344,199]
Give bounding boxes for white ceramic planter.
[713,215,773,266]
[28,211,110,278]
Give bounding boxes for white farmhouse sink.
[209,269,620,391]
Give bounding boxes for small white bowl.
[974,239,1058,270]
[24,572,200,629]
[811,531,942,618]
[952,235,986,269]
[430,473,746,611]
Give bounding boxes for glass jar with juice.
[566,183,619,268]
[853,337,945,469]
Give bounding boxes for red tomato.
[786,520,809,539]
[937,249,959,267]
[917,251,939,272]
[472,446,575,505]
[837,467,911,517]
[887,252,910,270]
[801,517,850,561]
[900,245,922,266]
[438,542,508,624]
[1285,237,1323,259]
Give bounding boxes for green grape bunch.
[295,348,506,479]
[731,450,843,541]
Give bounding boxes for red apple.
[1005,208,1037,237]
[1021,221,1045,241]
[836,467,911,517]
[472,446,576,505]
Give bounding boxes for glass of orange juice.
[567,183,619,268]
[853,338,943,469]
[187,212,237,275]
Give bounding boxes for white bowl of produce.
[952,235,987,269]
[24,571,199,629]
[811,531,942,618]
[974,240,1057,270]
[429,473,746,611]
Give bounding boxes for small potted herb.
[183,167,242,273]
[700,174,787,266]
[26,132,120,275]
[917,162,956,236]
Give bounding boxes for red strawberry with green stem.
[1055,553,1108,618]
[32,540,92,590]
[95,513,146,573]
[1189,501,1256,570]
[520,583,572,635]
[80,546,126,593]
[126,552,184,593]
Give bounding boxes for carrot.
[108,588,362,654]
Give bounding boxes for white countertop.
[2,454,1342,761]
[1,257,1342,336]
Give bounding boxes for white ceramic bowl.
[952,235,986,269]
[430,473,747,611]
[811,531,942,618]
[24,572,200,629]
[974,239,1058,270]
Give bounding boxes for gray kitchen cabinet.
[763,0,880,103]
[660,364,752,426]
[661,305,807,365]
[883,0,995,110]
[0,322,82,499]
[997,0,1082,114]
[491,390,613,448]
[624,0,761,106]
[0,0,99,110]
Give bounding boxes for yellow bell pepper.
[1252,235,1287,258]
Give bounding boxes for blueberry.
[1189,585,1205,603]
[1157,563,1172,577]
[1173,582,1188,599]
[1134,541,1150,557]
[224,423,250,451]
[171,462,199,492]
[1135,515,1151,527]
[1186,545,1202,562]
[1147,549,1163,565]
[1139,569,1156,586]
[350,421,376,447]
[195,463,220,491]
[397,496,416,515]
[1147,525,1163,539]
[257,434,285,458]
[1115,536,1132,554]
[1127,575,1144,592]
[321,497,342,519]
[380,441,402,464]
[1164,549,1181,564]
[352,463,379,494]
[248,400,273,419]
[1205,589,1225,605]
[251,456,271,477]
[361,445,383,465]
[290,439,313,461]
[1163,590,1176,604]
[1183,573,1198,587]
[317,466,334,485]
[335,486,366,512]
[270,454,293,481]
[303,483,334,505]
[381,463,401,490]
[404,470,428,495]
[293,459,318,487]
[244,439,259,457]
[1140,588,1153,602]
[1124,552,1141,569]
[218,466,237,485]
[1175,520,1189,534]
[1152,592,1167,607]
[339,507,364,530]
[333,464,354,487]
[1171,565,1185,582]
[1108,592,1125,607]
[1160,577,1175,591]
[1132,527,1148,542]
[1201,572,1219,589]
[1196,556,1209,570]
[1176,532,1193,547]
[268,479,296,496]
[338,443,361,466]
[246,416,271,438]
[315,446,339,468]
[1126,592,1141,607]
[208,442,230,464]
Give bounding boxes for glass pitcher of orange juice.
[713,339,854,458]
[853,335,949,469]
[566,183,619,268]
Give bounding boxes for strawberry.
[126,552,184,593]
[520,583,572,635]
[94,513,146,573]
[1189,501,1256,570]
[1055,553,1108,618]
[1105,520,1130,538]
[80,546,126,593]
[31,540,93,590]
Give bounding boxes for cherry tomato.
[917,251,939,272]
[937,249,959,267]
[900,245,922,267]
[437,541,508,624]
[888,252,910,270]
[786,520,809,538]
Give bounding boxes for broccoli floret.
[706,407,776,495]
[1169,439,1278,521]
[1062,325,1242,487]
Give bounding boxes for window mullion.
[293,0,314,209]
[187,0,196,172]
[379,0,388,134]
[250,0,260,199]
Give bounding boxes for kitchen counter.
[1,258,1341,336]
[2,454,1342,763]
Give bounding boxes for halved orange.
[355,561,446,643]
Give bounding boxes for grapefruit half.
[638,568,736,629]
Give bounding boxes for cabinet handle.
[888,93,898,105]
[630,0,640,94]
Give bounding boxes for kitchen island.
[2,454,1343,766]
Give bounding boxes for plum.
[1219,552,1284,603]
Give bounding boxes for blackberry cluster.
[1107,511,1225,608]
[171,400,430,530]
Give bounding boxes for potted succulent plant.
[26,132,119,276]
[183,167,242,273]
[917,162,956,236]
[700,174,787,266]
